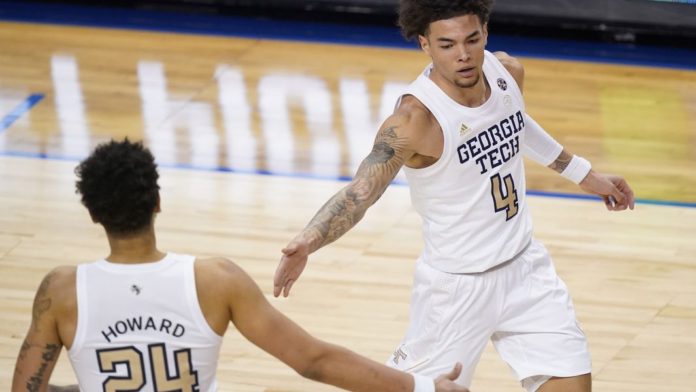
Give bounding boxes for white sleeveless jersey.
[68,253,223,392]
[402,50,532,273]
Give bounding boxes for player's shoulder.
[391,95,438,135]
[41,265,77,289]
[195,257,242,279]
[492,51,523,72]
[194,257,256,293]
[492,51,524,85]
[36,265,77,307]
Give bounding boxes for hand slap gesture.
[273,240,310,297]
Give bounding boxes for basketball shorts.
[386,239,591,392]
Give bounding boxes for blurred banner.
[26,0,696,41]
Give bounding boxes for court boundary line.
[1,152,694,209]
[0,94,44,133]
[0,1,694,70]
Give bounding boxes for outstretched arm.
[216,259,468,392]
[274,114,417,297]
[304,124,408,250]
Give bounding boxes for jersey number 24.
[96,343,199,392]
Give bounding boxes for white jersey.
[402,50,532,273]
[68,253,222,392]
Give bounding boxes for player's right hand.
[434,363,470,391]
[273,240,310,297]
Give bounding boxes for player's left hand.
[434,363,470,392]
[579,171,635,211]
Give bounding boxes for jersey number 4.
[97,343,199,392]
[490,173,519,220]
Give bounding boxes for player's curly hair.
[75,138,160,236]
[398,0,494,41]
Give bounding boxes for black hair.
[75,139,160,236]
[398,0,494,41]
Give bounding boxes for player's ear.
[154,192,161,213]
[419,34,430,55]
[483,23,489,46]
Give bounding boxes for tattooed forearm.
[303,126,408,250]
[548,149,572,174]
[26,343,60,391]
[305,188,363,249]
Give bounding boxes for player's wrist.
[560,155,592,184]
[296,230,321,252]
[412,373,435,392]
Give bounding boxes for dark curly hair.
[75,139,160,236]
[398,0,494,41]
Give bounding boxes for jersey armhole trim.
[68,264,87,357]
[187,257,224,340]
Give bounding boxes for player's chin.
[454,76,479,89]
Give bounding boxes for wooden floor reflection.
[1,21,695,391]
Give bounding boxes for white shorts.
[387,239,591,392]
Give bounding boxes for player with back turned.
[12,139,469,392]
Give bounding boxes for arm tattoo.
[32,272,55,331]
[305,126,408,249]
[18,340,31,362]
[26,343,60,392]
[356,126,408,187]
[548,150,572,174]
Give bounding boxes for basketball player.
[274,1,635,391]
[11,139,469,392]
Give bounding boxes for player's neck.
[105,226,165,264]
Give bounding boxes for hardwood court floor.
[1,21,695,391]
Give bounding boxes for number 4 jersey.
[68,253,222,391]
[401,50,533,273]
